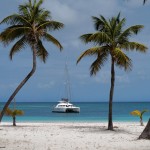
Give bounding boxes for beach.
[0,122,150,150]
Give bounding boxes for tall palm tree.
[0,0,64,122]
[77,13,147,130]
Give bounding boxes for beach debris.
[139,118,150,139]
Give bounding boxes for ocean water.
[0,102,150,123]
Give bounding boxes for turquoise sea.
[0,102,150,122]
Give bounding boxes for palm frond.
[0,14,31,26]
[0,25,30,45]
[113,48,132,71]
[90,50,108,75]
[89,32,111,44]
[120,42,147,52]
[80,32,111,45]
[9,36,27,60]
[43,33,63,50]
[141,109,148,116]
[92,15,111,32]
[37,10,51,21]
[116,12,121,23]
[19,4,31,18]
[100,15,111,30]
[92,16,105,31]
[5,108,24,117]
[36,40,48,63]
[36,0,44,8]
[77,47,102,64]
[13,110,24,116]
[5,108,13,116]
[130,110,141,117]
[113,18,126,38]
[120,25,144,39]
[77,46,109,76]
[37,21,64,31]
[80,33,93,43]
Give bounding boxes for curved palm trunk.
[108,58,115,130]
[0,46,36,122]
[13,116,16,126]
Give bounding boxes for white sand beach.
[0,122,150,150]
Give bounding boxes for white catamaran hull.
[52,107,80,113]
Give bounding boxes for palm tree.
[77,13,147,130]
[5,108,24,126]
[0,0,64,122]
[130,109,148,126]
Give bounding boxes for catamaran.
[52,64,80,113]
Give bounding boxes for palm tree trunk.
[140,117,144,126]
[139,118,150,139]
[108,58,115,130]
[0,46,36,122]
[13,116,16,126]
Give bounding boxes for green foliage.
[5,108,24,117]
[130,110,141,117]
[130,109,148,118]
[77,13,147,75]
[0,0,64,63]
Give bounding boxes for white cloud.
[43,0,78,24]
[43,0,122,26]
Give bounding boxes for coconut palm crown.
[0,0,64,122]
[77,13,147,130]
[0,0,63,62]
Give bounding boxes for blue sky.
[0,0,150,102]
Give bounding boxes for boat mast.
[64,62,71,101]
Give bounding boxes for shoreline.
[1,119,147,123]
[0,122,150,150]
[0,120,146,124]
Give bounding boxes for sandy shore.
[0,122,150,150]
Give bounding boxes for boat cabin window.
[58,104,73,107]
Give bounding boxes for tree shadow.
[61,124,139,136]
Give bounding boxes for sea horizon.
[1,102,150,123]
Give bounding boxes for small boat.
[52,63,80,113]
[52,98,80,113]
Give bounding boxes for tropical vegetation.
[4,108,24,126]
[77,13,147,130]
[0,0,64,122]
[131,109,148,126]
